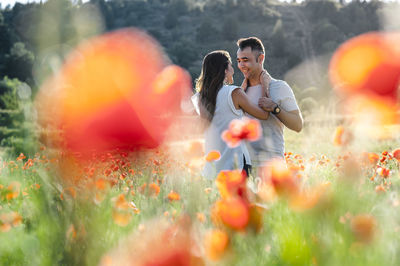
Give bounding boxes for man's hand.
[260,71,271,97]
[258,97,276,112]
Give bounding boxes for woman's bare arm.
[232,88,269,120]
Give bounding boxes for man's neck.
[248,79,260,87]
[248,69,264,87]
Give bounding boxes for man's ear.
[257,54,264,64]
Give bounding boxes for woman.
[195,50,270,179]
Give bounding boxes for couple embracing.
[194,37,303,179]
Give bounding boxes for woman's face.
[225,62,234,84]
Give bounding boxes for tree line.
[0,0,397,155]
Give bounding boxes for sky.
[1,0,397,8]
[0,0,87,8]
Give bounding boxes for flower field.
[1,119,400,266]
[1,14,399,266]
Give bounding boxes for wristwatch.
[272,104,281,115]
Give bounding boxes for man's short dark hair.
[237,37,265,54]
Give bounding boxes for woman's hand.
[241,78,249,91]
[260,70,271,97]
[258,97,276,112]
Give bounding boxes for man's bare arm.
[275,109,303,132]
[258,97,303,132]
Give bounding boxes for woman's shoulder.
[222,84,241,92]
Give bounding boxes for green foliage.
[0,0,390,85]
[305,0,339,23]
[169,38,199,70]
[0,77,36,157]
[196,20,220,43]
[222,16,238,41]
[4,42,34,83]
[271,19,286,57]
[164,9,179,29]
[312,20,344,53]
[0,77,23,110]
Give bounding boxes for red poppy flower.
[222,119,261,148]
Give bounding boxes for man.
[236,37,303,166]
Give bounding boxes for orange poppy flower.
[184,140,205,159]
[212,198,250,231]
[16,153,26,161]
[333,125,353,146]
[167,191,181,201]
[216,170,247,200]
[350,214,377,243]
[375,184,386,193]
[289,182,331,212]
[260,159,298,197]
[0,212,22,231]
[95,178,107,190]
[362,152,380,165]
[113,194,129,210]
[138,183,147,194]
[5,182,20,200]
[204,187,212,194]
[112,210,132,227]
[222,119,261,148]
[204,229,230,261]
[149,183,161,196]
[205,150,221,162]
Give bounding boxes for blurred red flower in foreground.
[222,119,261,148]
[330,32,400,101]
[259,159,299,197]
[212,198,250,231]
[204,229,230,261]
[37,28,192,155]
[100,218,203,266]
[329,32,400,136]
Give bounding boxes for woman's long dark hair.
[195,50,231,123]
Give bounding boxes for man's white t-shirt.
[245,78,299,165]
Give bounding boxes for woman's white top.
[192,85,251,179]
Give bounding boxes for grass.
[0,116,400,266]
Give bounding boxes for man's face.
[237,47,262,80]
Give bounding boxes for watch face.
[273,105,280,114]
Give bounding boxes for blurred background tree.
[0,0,396,155]
[0,0,388,87]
